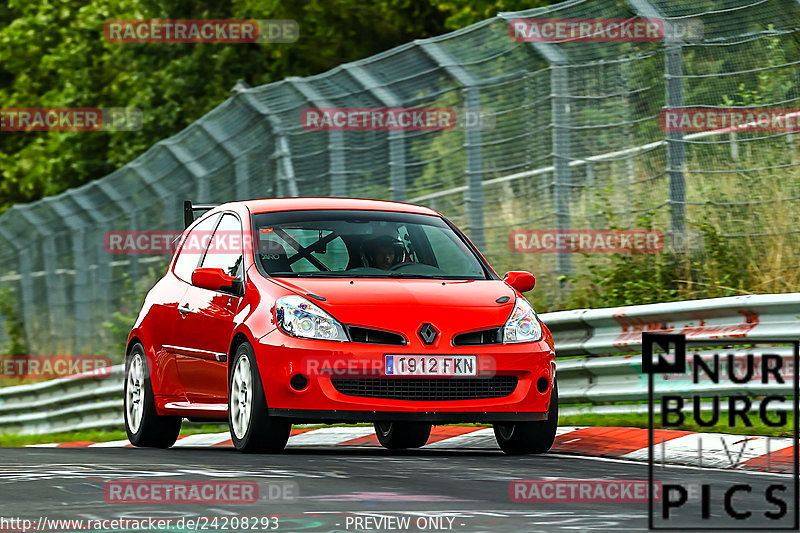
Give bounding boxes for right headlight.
[275,295,348,342]
[503,297,543,343]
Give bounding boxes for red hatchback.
[125,198,557,454]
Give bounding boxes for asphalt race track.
[0,446,793,532]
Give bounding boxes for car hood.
[267,278,519,333]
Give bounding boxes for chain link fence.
[1,0,799,358]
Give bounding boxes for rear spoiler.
[183,201,218,229]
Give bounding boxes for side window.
[200,214,243,279]
[173,214,220,283]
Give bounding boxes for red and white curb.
[28,426,795,474]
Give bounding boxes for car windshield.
[251,209,489,279]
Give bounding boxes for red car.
[125,198,557,454]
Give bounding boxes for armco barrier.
[0,294,798,435]
[551,293,800,356]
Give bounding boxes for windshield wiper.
[385,273,474,279]
[272,272,348,277]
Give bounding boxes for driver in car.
[361,235,405,270]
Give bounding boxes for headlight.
[275,295,348,341]
[503,298,543,343]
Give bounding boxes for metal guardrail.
[0,365,124,435]
[0,293,797,435]
[547,293,800,356]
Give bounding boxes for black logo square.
[642,332,686,374]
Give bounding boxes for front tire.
[229,342,291,453]
[374,422,432,449]
[125,343,181,448]
[494,381,558,455]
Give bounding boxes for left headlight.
[275,295,349,342]
[503,297,543,343]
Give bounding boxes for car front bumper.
[255,328,556,423]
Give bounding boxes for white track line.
[88,439,132,448]
[172,432,231,447]
[288,426,375,446]
[424,428,497,449]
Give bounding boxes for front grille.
[346,326,406,346]
[452,327,502,346]
[330,376,518,401]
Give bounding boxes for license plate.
[385,355,477,376]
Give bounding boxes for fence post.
[0,225,34,353]
[97,181,141,284]
[664,42,686,245]
[530,42,572,278]
[232,84,299,198]
[198,120,251,200]
[343,64,407,202]
[15,207,63,350]
[44,198,91,353]
[275,136,299,197]
[68,188,113,352]
[162,143,210,203]
[289,78,347,197]
[628,0,686,249]
[418,41,485,252]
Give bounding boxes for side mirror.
[192,268,237,294]
[503,271,535,293]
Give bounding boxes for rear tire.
[229,342,291,453]
[374,422,432,449]
[125,343,181,448]
[494,381,558,455]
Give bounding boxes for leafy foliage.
[0,0,554,214]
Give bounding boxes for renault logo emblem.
[418,323,438,345]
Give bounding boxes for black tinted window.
[251,210,487,279]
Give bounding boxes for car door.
[158,213,220,397]
[177,213,244,403]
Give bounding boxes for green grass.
[0,423,229,447]
[559,412,796,438]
